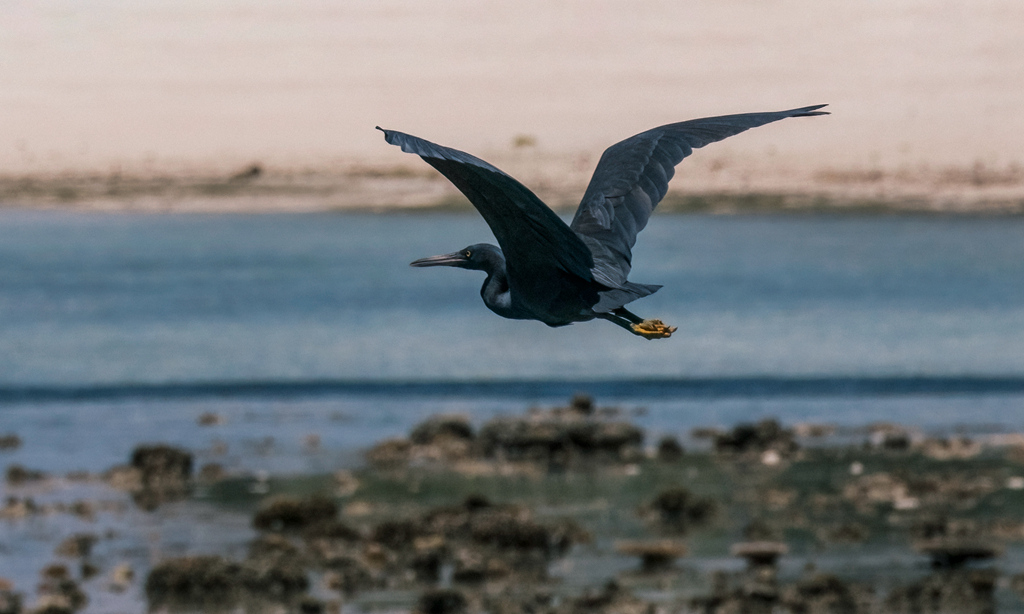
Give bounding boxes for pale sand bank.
[3,153,1023,213]
[2,0,1022,212]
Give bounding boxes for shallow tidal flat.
[3,397,1024,613]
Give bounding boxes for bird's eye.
[464,250,472,258]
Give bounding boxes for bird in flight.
[378,104,827,339]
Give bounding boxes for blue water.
[3,211,1024,383]
[2,210,1024,475]
[3,210,1024,614]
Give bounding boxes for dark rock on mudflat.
[413,496,585,558]
[78,563,99,581]
[479,415,644,467]
[656,435,684,462]
[0,588,21,614]
[145,553,309,609]
[54,534,97,559]
[781,573,873,614]
[416,589,467,614]
[352,496,586,590]
[569,580,649,614]
[123,444,193,509]
[615,539,687,572]
[298,595,328,614]
[369,397,648,470]
[247,534,304,567]
[885,569,998,614]
[481,586,554,614]
[867,423,913,451]
[714,419,798,458]
[824,522,869,544]
[197,462,226,482]
[915,538,1002,569]
[146,556,246,606]
[371,518,424,551]
[303,518,362,542]
[743,519,779,541]
[450,548,511,583]
[0,497,39,520]
[410,415,475,445]
[569,393,596,415]
[5,465,46,486]
[196,412,224,426]
[131,444,192,483]
[323,555,380,596]
[410,546,446,583]
[731,541,788,568]
[252,495,338,532]
[643,487,717,534]
[365,438,413,468]
[692,566,878,614]
[35,574,87,613]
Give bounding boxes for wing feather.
[377,127,595,284]
[570,104,828,286]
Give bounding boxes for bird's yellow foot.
[630,319,677,339]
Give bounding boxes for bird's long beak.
[409,251,468,267]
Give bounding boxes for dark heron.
[378,104,828,339]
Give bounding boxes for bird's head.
[410,243,502,272]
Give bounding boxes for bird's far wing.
[377,127,595,283]
[570,104,828,287]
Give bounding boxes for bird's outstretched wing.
[570,105,829,287]
[377,127,595,283]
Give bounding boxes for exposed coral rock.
[410,415,475,445]
[54,534,97,559]
[107,444,194,510]
[731,541,789,568]
[568,580,649,614]
[0,585,22,614]
[781,573,874,614]
[914,538,1002,569]
[35,570,87,613]
[5,465,46,486]
[714,419,799,459]
[614,539,687,572]
[415,589,467,614]
[252,495,339,532]
[641,487,717,534]
[655,435,684,462]
[365,438,413,469]
[885,569,998,614]
[323,556,379,596]
[145,554,309,610]
[0,434,22,451]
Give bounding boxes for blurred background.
[2,0,1023,200]
[3,2,1024,613]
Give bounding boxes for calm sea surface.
[2,210,1024,473]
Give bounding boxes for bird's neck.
[478,254,519,320]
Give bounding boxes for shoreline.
[2,156,1024,215]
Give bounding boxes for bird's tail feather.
[592,282,662,313]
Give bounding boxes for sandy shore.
[2,0,1023,212]
[3,153,1024,214]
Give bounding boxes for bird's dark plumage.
[379,104,828,338]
